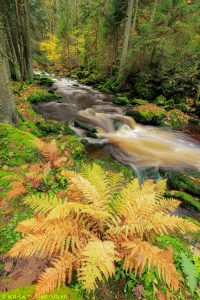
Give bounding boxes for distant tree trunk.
[0,16,18,125]
[118,0,135,80]
[23,0,33,81]
[132,0,139,31]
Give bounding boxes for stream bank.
[34,75,200,219]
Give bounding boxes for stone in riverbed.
[74,120,96,133]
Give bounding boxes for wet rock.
[74,120,96,133]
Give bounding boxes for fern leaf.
[107,171,124,194]
[24,193,62,215]
[123,240,181,291]
[155,179,167,198]
[71,175,108,209]
[180,252,198,294]
[79,240,117,290]
[35,253,76,297]
[81,164,110,201]
[47,202,113,222]
[152,214,199,235]
[7,234,47,258]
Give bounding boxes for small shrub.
[159,109,189,129]
[155,95,167,106]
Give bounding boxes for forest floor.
[0,77,199,299]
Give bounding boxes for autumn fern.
[6,164,199,297]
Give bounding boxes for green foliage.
[0,285,82,300]
[155,95,167,106]
[180,252,198,294]
[0,201,33,254]
[0,123,41,167]
[113,96,130,105]
[28,92,60,104]
[159,110,189,129]
[34,75,54,87]
[130,99,148,105]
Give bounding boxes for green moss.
[37,120,74,136]
[0,285,82,299]
[113,96,130,105]
[97,85,112,94]
[0,123,42,167]
[165,190,200,211]
[167,172,200,198]
[129,99,148,105]
[127,104,165,124]
[34,75,54,87]
[28,92,60,104]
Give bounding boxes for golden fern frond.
[107,171,124,194]
[152,213,199,235]
[114,178,141,210]
[154,198,181,213]
[24,193,62,215]
[71,175,109,209]
[155,179,167,198]
[35,252,76,297]
[78,240,117,291]
[16,217,45,235]
[123,240,181,291]
[47,202,114,223]
[81,164,110,201]
[8,219,93,258]
[7,234,47,258]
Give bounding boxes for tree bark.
[118,0,135,80]
[0,15,18,125]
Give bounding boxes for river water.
[34,76,200,219]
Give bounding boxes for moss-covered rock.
[126,104,166,124]
[159,109,189,129]
[28,92,60,104]
[0,123,42,167]
[129,98,149,106]
[167,172,200,198]
[113,96,130,105]
[34,75,54,87]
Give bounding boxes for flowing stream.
[34,76,200,219]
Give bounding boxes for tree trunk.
[0,16,18,125]
[118,0,135,80]
[132,0,139,31]
[23,0,33,82]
